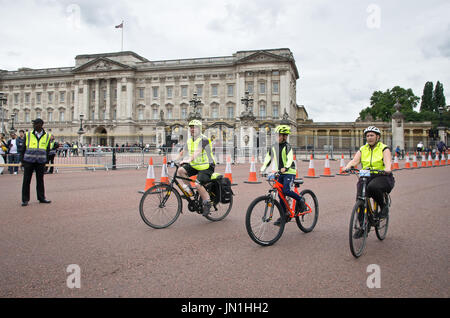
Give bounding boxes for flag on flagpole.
[115,22,123,28]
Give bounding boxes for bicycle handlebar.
[345,167,391,176]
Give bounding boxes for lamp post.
[77,114,85,146]
[438,106,444,127]
[0,92,7,134]
[10,113,16,132]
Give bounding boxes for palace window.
[227,84,234,97]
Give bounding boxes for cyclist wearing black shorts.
[344,126,395,222]
[175,119,216,216]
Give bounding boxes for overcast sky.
[1,0,449,122]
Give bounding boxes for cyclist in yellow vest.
[19,118,52,206]
[176,119,216,216]
[344,126,395,222]
[260,125,307,226]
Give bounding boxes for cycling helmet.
[188,119,202,127]
[275,125,291,135]
[364,126,381,136]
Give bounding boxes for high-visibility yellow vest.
[187,135,216,170]
[261,143,296,175]
[359,142,388,172]
[23,131,51,164]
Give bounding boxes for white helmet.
[364,126,381,136]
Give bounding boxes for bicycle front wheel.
[349,200,368,258]
[245,195,285,246]
[295,189,319,233]
[139,183,182,229]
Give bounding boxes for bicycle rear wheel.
[139,183,182,229]
[205,195,233,221]
[245,195,285,246]
[375,194,390,240]
[349,200,368,258]
[295,189,319,233]
[204,181,233,222]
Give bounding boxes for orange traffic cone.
[427,153,433,167]
[224,155,237,185]
[294,154,299,178]
[321,154,335,177]
[244,156,262,184]
[412,152,418,168]
[393,154,400,170]
[434,154,440,166]
[138,157,156,193]
[404,153,411,169]
[337,153,349,176]
[421,152,427,168]
[304,154,319,178]
[440,153,446,166]
[447,151,450,165]
[145,157,156,190]
[160,156,169,184]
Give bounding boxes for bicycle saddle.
[293,179,304,185]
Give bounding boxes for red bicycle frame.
[272,178,312,219]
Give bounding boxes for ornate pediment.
[236,51,290,64]
[72,57,135,73]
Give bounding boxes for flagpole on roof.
[121,20,124,52]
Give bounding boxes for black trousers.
[22,162,46,202]
[357,174,395,209]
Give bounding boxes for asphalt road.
[0,160,448,298]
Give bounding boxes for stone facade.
[0,49,299,148]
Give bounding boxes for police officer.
[20,118,52,206]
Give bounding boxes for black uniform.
[20,130,51,203]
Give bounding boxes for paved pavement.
[0,161,448,298]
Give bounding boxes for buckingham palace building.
[0,48,300,151]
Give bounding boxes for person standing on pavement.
[20,118,52,206]
[45,135,58,174]
[7,132,20,174]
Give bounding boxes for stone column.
[105,79,111,120]
[73,81,79,122]
[391,101,405,151]
[117,78,123,119]
[126,78,134,120]
[82,80,90,118]
[95,79,100,120]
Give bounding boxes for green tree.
[359,86,420,122]
[432,81,446,113]
[420,81,433,112]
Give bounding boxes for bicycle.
[346,167,391,258]
[245,171,319,246]
[139,161,233,229]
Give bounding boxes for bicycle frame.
[161,161,215,208]
[349,168,388,225]
[269,174,312,219]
